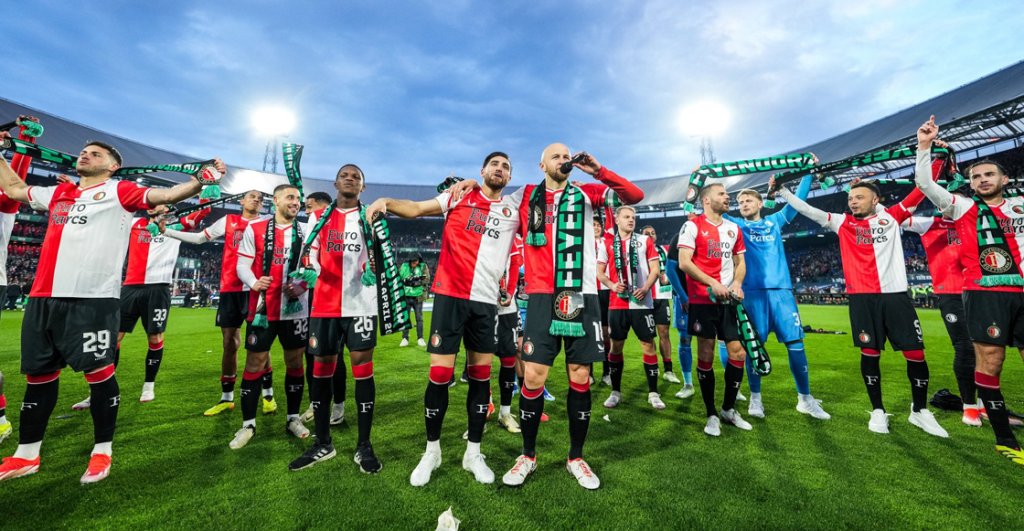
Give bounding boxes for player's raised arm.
[365,196,443,220]
[773,176,831,227]
[576,153,644,205]
[146,158,227,206]
[0,133,30,203]
[914,115,954,212]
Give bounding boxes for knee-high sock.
[722,358,744,411]
[466,365,491,444]
[903,350,928,412]
[678,333,692,385]
[696,359,717,417]
[241,370,263,423]
[567,380,591,460]
[311,361,335,444]
[498,357,517,408]
[718,342,729,370]
[221,375,236,401]
[602,333,611,378]
[352,362,375,444]
[19,371,60,445]
[861,350,883,411]
[334,358,347,405]
[86,366,119,445]
[642,353,659,394]
[518,386,545,458]
[608,353,624,392]
[144,341,164,384]
[977,372,1018,447]
[425,366,453,442]
[745,357,762,394]
[262,367,274,399]
[787,341,810,395]
[285,368,304,416]
[953,345,977,405]
[660,339,673,373]
[304,351,315,400]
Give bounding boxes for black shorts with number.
[609,308,657,342]
[598,290,611,327]
[217,291,249,329]
[688,303,741,342]
[522,293,605,367]
[652,299,671,326]
[963,290,1024,347]
[22,297,119,375]
[848,293,924,351]
[427,294,498,355]
[496,311,522,359]
[120,283,171,334]
[308,315,377,356]
[245,318,308,352]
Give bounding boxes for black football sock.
[262,368,274,400]
[953,346,977,405]
[977,372,1019,448]
[609,354,624,393]
[334,359,347,404]
[465,365,491,444]
[220,375,236,398]
[643,354,660,394]
[567,381,591,460]
[425,367,452,442]
[696,360,717,417]
[304,351,315,399]
[663,359,674,374]
[285,368,304,416]
[18,372,60,445]
[86,369,120,445]
[903,351,928,412]
[311,361,335,444]
[861,350,884,411]
[498,360,516,408]
[518,387,545,458]
[722,358,745,412]
[353,363,376,444]
[241,370,263,422]
[144,341,164,383]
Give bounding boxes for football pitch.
[0,304,1021,530]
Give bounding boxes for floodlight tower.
[252,108,296,173]
[679,101,729,166]
[699,135,716,166]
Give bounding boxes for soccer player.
[501,145,643,490]
[304,191,332,222]
[366,152,519,486]
[677,184,753,436]
[495,235,525,433]
[594,218,613,386]
[598,207,664,410]
[774,165,948,437]
[641,225,679,384]
[664,231,694,398]
[0,136,219,483]
[723,175,830,420]
[0,116,40,445]
[915,116,1024,463]
[163,190,276,416]
[288,164,382,472]
[399,253,430,347]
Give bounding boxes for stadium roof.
[638,59,1024,206]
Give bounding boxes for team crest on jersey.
[1014,205,1024,215]
[944,313,958,324]
[430,333,442,348]
[980,248,1013,274]
[502,206,512,217]
[523,341,535,356]
[554,291,584,320]
[878,219,889,226]
[309,335,319,349]
[988,325,1002,338]
[727,230,736,238]
[858,332,871,343]
[93,191,106,201]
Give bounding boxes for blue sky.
[6,1,1024,186]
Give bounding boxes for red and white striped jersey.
[903,217,963,294]
[678,214,746,305]
[0,212,14,286]
[653,244,672,300]
[238,219,309,321]
[598,232,659,310]
[27,180,151,298]
[432,188,520,305]
[309,207,376,318]
[819,205,914,294]
[204,214,261,293]
[943,196,1024,293]
[123,208,208,286]
[499,235,524,316]
[2,137,35,285]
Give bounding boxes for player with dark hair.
[0,134,221,483]
[774,153,948,437]
[305,192,332,216]
[640,225,679,384]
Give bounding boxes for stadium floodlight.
[252,107,295,138]
[678,101,730,137]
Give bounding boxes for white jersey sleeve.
[597,238,609,264]
[26,185,57,211]
[678,221,698,250]
[902,216,935,235]
[434,192,454,215]
[236,224,258,289]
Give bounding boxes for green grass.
[1,304,1022,530]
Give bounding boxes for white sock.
[13,442,41,460]
[426,440,441,454]
[263,389,274,398]
[751,392,762,400]
[334,401,345,410]
[500,405,511,416]
[964,403,979,411]
[243,419,256,428]
[92,442,112,456]
[287,414,299,421]
[221,392,233,402]
[0,414,7,425]
[466,441,481,456]
[142,382,155,393]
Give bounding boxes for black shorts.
[21,297,119,375]
[688,303,741,342]
[937,293,972,349]
[120,284,171,334]
[598,290,611,327]
[308,316,376,356]
[609,309,656,342]
[496,311,522,359]
[521,293,605,367]
[652,299,671,326]
[963,290,1024,347]
[217,291,249,329]
[245,318,308,352]
[848,293,924,351]
[427,294,498,355]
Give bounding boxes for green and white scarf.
[654,244,672,294]
[528,183,586,337]
[706,287,772,375]
[251,215,304,328]
[683,154,815,212]
[975,195,1024,287]
[613,231,641,304]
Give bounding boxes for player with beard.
[598,207,663,410]
[366,152,518,486]
[640,225,679,384]
[289,165,382,472]
[774,157,948,437]
[0,135,220,483]
[500,144,643,490]
[163,191,277,417]
[915,116,1024,464]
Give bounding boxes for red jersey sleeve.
[179,198,211,230]
[733,229,746,254]
[644,236,658,261]
[593,167,644,205]
[116,181,153,212]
